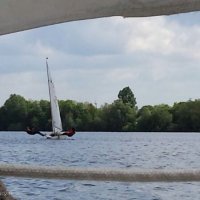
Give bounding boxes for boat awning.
[1,0,200,35]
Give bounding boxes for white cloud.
[33,41,56,57]
[1,13,200,108]
[124,17,174,53]
[0,71,48,105]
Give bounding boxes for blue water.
[1,132,200,199]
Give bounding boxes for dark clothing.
[26,127,45,137]
[62,128,76,137]
[50,128,76,138]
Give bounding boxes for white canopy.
[1,0,200,35]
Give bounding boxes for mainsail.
[46,58,62,134]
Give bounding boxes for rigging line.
[0,164,200,182]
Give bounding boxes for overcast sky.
[1,12,200,108]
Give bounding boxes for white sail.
[46,59,62,134]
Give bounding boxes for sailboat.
[46,58,63,139]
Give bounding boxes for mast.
[46,58,53,133]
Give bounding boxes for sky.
[1,12,200,108]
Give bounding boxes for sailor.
[61,127,76,137]
[49,127,76,137]
[25,126,46,137]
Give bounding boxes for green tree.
[26,100,42,129]
[101,100,137,131]
[39,100,51,130]
[59,100,77,130]
[136,104,172,132]
[136,105,153,131]
[152,104,172,131]
[118,86,137,107]
[171,100,200,132]
[74,102,98,131]
[2,94,28,130]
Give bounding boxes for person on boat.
[49,127,76,137]
[61,127,76,137]
[25,126,46,137]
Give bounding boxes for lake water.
[1,132,200,200]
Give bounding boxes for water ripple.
[1,132,200,199]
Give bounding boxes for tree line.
[0,86,200,132]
